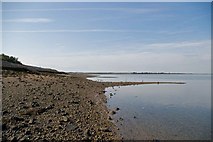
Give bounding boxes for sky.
[1,2,211,73]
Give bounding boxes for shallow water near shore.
[88,74,211,140]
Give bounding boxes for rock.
[48,93,53,95]
[88,100,94,106]
[66,123,78,131]
[33,96,38,99]
[58,125,63,129]
[37,107,48,114]
[45,104,54,110]
[19,102,25,105]
[71,99,80,104]
[31,101,39,107]
[2,123,7,131]
[99,127,112,132]
[108,116,113,120]
[119,117,124,121]
[8,136,17,141]
[109,110,116,115]
[11,116,24,122]
[25,130,31,135]
[84,129,91,138]
[11,125,19,131]
[61,116,69,122]
[47,126,52,129]
[22,106,29,109]
[3,110,9,115]
[28,118,35,124]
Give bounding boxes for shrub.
[0,54,22,64]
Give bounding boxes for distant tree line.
[0,54,22,64]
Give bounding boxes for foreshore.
[2,70,184,141]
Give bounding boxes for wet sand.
[1,70,184,141]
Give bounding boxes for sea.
[87,74,211,140]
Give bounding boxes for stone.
[109,110,116,115]
[108,116,113,120]
[61,116,69,122]
[2,123,7,131]
[31,101,39,107]
[66,123,78,131]
[84,129,91,138]
[11,116,24,122]
[99,127,112,132]
[28,118,35,124]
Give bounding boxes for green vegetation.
[0,54,22,64]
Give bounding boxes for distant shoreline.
[71,72,210,75]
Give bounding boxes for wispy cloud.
[146,40,211,49]
[2,29,193,34]
[2,18,53,23]
[2,7,160,14]
[2,29,148,33]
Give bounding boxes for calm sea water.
[88,74,211,140]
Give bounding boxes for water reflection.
[102,74,211,140]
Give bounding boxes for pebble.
[99,127,112,132]
[109,110,116,115]
[108,116,113,120]
[66,123,78,131]
[11,116,24,122]
[61,116,69,122]
[28,118,35,124]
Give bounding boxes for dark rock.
[119,117,124,121]
[99,127,112,132]
[45,104,54,110]
[66,123,78,131]
[25,130,31,135]
[11,126,19,131]
[84,129,91,138]
[109,110,116,115]
[11,116,24,122]
[31,101,39,107]
[22,106,29,109]
[48,93,53,96]
[2,123,7,131]
[47,126,52,129]
[19,102,25,105]
[108,116,113,120]
[88,100,94,105]
[3,110,9,115]
[28,118,36,124]
[37,108,48,114]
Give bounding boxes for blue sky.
[1,2,211,73]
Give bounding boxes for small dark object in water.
[133,116,136,119]
[116,107,120,111]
